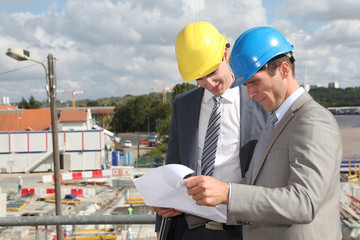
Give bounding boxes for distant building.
[1,96,10,106]
[59,109,93,131]
[0,108,105,173]
[329,82,340,89]
[300,84,310,92]
[0,109,51,132]
[302,67,310,92]
[0,105,17,110]
[1,96,16,110]
[57,106,115,120]
[310,84,323,89]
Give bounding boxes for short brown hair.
[263,52,295,77]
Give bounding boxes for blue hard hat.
[229,26,294,87]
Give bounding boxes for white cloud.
[279,0,360,21]
[324,56,341,75]
[0,0,359,103]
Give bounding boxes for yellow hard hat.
[175,21,227,81]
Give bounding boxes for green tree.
[172,82,197,99]
[158,114,171,143]
[112,95,171,133]
[86,99,100,107]
[309,87,360,107]
[28,96,40,109]
[18,97,28,109]
[18,96,40,109]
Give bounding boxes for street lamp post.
[6,48,63,240]
[147,116,150,133]
[155,118,160,133]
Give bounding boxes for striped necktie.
[201,96,221,176]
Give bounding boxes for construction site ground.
[1,173,156,239]
[0,126,359,239]
[0,144,156,240]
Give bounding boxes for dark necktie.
[201,96,221,176]
[251,112,278,180]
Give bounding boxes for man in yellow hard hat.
[153,21,268,240]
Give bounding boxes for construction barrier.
[41,166,143,183]
[21,187,96,197]
[42,169,112,183]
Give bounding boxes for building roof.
[0,109,51,132]
[57,107,115,116]
[59,109,88,122]
[0,105,17,110]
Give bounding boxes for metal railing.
[0,215,155,227]
[0,215,155,239]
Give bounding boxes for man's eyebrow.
[245,79,254,85]
[196,69,217,81]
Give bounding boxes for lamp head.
[6,48,30,61]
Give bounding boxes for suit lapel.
[250,92,312,184]
[182,87,204,172]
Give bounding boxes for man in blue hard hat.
[183,26,342,240]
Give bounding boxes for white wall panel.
[10,133,27,152]
[29,132,47,152]
[65,131,83,150]
[84,131,101,150]
[0,130,104,172]
[0,133,10,153]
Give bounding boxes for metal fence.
[135,156,165,168]
[0,215,155,239]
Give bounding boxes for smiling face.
[244,61,297,112]
[196,48,234,96]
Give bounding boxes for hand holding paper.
[133,164,227,223]
[183,175,230,207]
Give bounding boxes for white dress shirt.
[274,87,305,127]
[197,86,242,183]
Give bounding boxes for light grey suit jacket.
[227,92,343,240]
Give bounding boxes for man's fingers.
[154,207,183,218]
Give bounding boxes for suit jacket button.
[237,220,243,224]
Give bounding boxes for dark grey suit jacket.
[155,85,269,237]
[166,85,268,176]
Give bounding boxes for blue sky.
[0,0,359,103]
[0,0,67,14]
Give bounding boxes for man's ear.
[279,61,290,78]
[224,48,229,63]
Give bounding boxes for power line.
[0,61,47,77]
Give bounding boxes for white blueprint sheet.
[133,164,227,223]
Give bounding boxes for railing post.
[35,225,39,240]
[45,225,48,240]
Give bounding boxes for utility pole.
[147,116,150,133]
[137,132,140,159]
[6,49,63,240]
[48,54,63,240]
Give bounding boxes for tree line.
[110,83,197,138]
[309,87,360,108]
[18,85,360,133]
[14,85,360,157]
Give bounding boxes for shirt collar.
[204,86,239,104]
[274,87,305,123]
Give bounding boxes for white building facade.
[0,130,105,173]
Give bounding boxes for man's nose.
[203,76,217,86]
[247,86,255,99]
